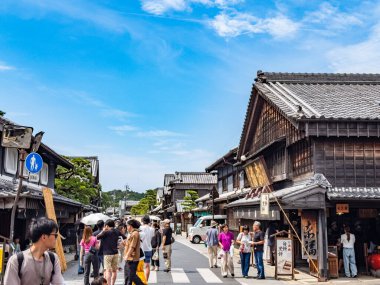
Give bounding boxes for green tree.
[0,110,5,116]
[130,189,157,215]
[101,189,144,210]
[55,157,100,205]
[181,190,199,212]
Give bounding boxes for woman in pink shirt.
[218,224,235,278]
[80,226,100,285]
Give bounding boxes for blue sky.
[1,0,380,192]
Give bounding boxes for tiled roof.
[255,71,380,120]
[173,172,217,184]
[327,187,380,200]
[205,147,238,172]
[163,174,175,194]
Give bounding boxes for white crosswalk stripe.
[149,270,157,283]
[171,268,190,283]
[197,268,223,283]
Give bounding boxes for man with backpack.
[4,217,64,285]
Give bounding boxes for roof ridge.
[255,70,380,83]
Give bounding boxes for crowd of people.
[205,220,266,280]
[3,215,175,285]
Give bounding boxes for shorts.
[144,250,152,263]
[104,254,119,271]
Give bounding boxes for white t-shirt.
[237,232,253,253]
[140,224,155,252]
[341,233,355,248]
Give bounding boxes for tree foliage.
[101,189,144,210]
[181,190,199,212]
[0,110,5,116]
[55,157,100,205]
[130,189,157,215]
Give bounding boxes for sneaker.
[244,276,248,278]
[164,269,171,273]
[231,274,235,277]
[352,275,358,278]
[214,265,218,268]
[156,267,159,271]
[223,275,227,278]
[258,276,265,279]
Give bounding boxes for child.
[91,276,107,285]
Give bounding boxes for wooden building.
[162,172,217,232]
[230,71,380,280]
[0,117,92,249]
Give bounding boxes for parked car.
[188,215,227,244]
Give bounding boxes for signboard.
[244,156,272,188]
[336,204,349,214]
[358,209,378,218]
[260,193,270,216]
[1,124,33,149]
[301,211,318,259]
[25,152,43,173]
[275,238,294,279]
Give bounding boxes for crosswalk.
[65,268,226,284]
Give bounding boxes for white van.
[188,215,227,244]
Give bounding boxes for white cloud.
[141,0,188,15]
[0,63,15,71]
[209,11,299,38]
[140,0,243,15]
[109,125,138,135]
[136,130,185,138]
[303,2,362,31]
[328,23,380,73]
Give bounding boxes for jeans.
[98,254,104,272]
[84,253,99,285]
[77,246,84,274]
[124,261,144,285]
[343,248,357,277]
[240,252,251,277]
[254,251,265,278]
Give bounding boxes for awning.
[327,187,380,200]
[150,204,162,213]
[165,205,175,213]
[192,206,209,212]
[195,193,209,203]
[214,188,251,203]
[227,174,329,210]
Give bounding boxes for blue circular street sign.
[25,152,43,173]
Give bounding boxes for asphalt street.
[63,240,241,285]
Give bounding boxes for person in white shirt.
[340,226,357,278]
[140,215,155,281]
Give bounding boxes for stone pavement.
[176,233,380,285]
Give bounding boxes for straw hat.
[211,220,218,227]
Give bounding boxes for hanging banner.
[275,238,294,278]
[301,211,318,259]
[260,193,270,216]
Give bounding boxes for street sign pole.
[9,149,26,241]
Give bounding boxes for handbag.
[171,237,175,244]
[89,246,98,255]
[152,250,159,261]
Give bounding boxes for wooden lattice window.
[291,140,313,176]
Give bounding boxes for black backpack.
[17,251,56,282]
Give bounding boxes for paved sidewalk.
[176,232,379,285]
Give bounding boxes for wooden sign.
[244,156,271,188]
[336,204,349,214]
[42,187,67,272]
[275,238,294,279]
[358,209,377,218]
[260,193,270,216]
[301,211,318,259]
